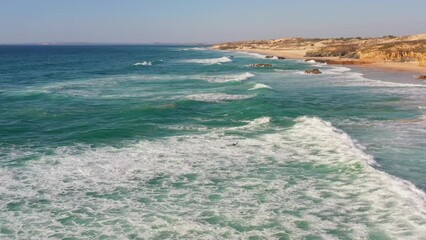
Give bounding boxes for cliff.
[213,34,426,67]
[358,40,426,66]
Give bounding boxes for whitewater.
[1,45,426,239]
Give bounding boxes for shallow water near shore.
[1,45,426,239]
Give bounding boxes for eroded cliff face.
[214,34,426,67]
[358,41,426,65]
[419,55,426,67]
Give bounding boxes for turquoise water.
[1,46,426,239]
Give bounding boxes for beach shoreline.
[230,48,426,76]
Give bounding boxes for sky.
[1,0,426,44]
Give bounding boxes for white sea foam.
[356,79,426,88]
[134,61,152,66]
[201,72,255,83]
[249,83,271,90]
[274,69,305,75]
[1,116,425,239]
[332,72,426,88]
[243,116,271,127]
[288,64,426,89]
[182,47,208,51]
[185,93,256,102]
[235,51,266,59]
[183,57,233,65]
[161,124,210,131]
[304,59,328,67]
[321,66,351,74]
[292,116,378,166]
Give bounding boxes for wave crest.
[249,83,271,90]
[186,93,255,102]
[235,51,266,58]
[182,47,207,51]
[183,57,233,65]
[134,61,152,66]
[202,72,255,83]
[1,116,426,239]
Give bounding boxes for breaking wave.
[182,47,208,51]
[201,72,255,83]
[235,51,266,58]
[249,83,271,90]
[1,116,425,239]
[185,93,256,102]
[134,61,152,66]
[183,57,233,65]
[274,69,305,75]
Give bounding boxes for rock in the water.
[305,69,322,74]
[265,56,285,59]
[417,75,426,80]
[250,63,273,68]
[305,59,323,63]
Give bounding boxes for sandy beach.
[233,48,426,75]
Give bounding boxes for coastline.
[227,48,426,76]
[3,44,426,239]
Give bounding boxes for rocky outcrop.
[417,75,426,80]
[250,63,272,68]
[265,56,285,59]
[306,45,359,58]
[305,69,322,74]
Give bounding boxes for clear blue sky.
[1,0,425,44]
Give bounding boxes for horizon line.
[1,33,424,46]
[0,42,215,46]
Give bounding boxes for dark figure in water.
[229,142,238,147]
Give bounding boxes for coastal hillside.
[213,34,426,67]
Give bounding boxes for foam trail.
[182,47,208,51]
[183,57,232,65]
[249,83,271,90]
[330,71,426,88]
[202,72,255,83]
[274,69,305,75]
[134,61,152,66]
[234,51,266,58]
[185,93,256,103]
[305,59,328,67]
[292,116,378,166]
[321,66,352,74]
[236,116,271,129]
[1,116,425,239]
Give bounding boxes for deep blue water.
[1,45,425,239]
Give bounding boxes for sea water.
[0,45,425,239]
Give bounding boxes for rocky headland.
[213,34,426,73]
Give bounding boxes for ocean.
[0,45,425,239]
